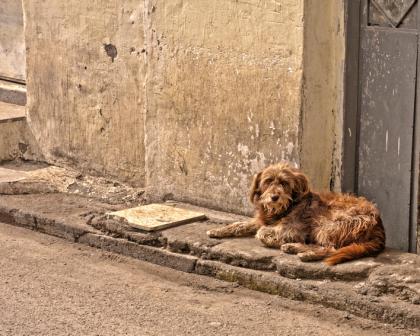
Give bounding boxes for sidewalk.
[0,162,419,329]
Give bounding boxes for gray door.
[0,0,26,82]
[356,0,418,251]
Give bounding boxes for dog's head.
[249,162,310,216]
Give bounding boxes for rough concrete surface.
[0,192,419,329]
[0,223,417,336]
[0,162,145,205]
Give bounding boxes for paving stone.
[89,214,163,247]
[161,221,224,256]
[108,204,207,231]
[164,201,251,223]
[208,238,285,271]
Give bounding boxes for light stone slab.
[108,204,207,232]
[0,167,28,183]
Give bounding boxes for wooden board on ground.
[108,204,207,232]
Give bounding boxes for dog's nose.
[271,195,279,202]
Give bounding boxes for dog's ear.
[291,171,310,201]
[249,171,262,204]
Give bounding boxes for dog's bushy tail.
[324,241,383,266]
[324,222,386,266]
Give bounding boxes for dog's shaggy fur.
[207,162,385,265]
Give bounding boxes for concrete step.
[0,101,41,161]
[0,79,26,106]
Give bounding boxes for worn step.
[0,79,26,106]
[0,100,25,123]
[0,101,41,161]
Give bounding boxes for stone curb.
[0,203,419,329]
[78,233,197,274]
[195,260,420,329]
[0,205,95,241]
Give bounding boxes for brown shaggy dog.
[207,162,385,265]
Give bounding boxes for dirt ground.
[0,223,416,336]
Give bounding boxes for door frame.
[342,0,419,253]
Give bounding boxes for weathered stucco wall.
[21,0,345,214]
[145,0,304,213]
[23,0,146,185]
[300,0,345,192]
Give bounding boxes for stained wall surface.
[22,0,344,214]
[24,0,146,185]
[145,0,304,213]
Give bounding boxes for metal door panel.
[358,29,417,250]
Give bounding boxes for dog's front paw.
[207,229,224,238]
[281,243,300,254]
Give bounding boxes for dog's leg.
[256,225,306,249]
[297,246,336,262]
[207,220,260,238]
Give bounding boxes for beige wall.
[24,0,146,185]
[145,0,304,213]
[300,0,345,192]
[22,0,345,214]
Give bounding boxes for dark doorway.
[343,0,419,252]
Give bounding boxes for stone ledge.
[0,192,419,329]
[274,254,381,281]
[78,233,198,273]
[207,238,283,271]
[0,193,121,241]
[0,193,416,281]
[195,260,420,329]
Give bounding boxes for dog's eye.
[264,178,273,185]
[279,180,288,187]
